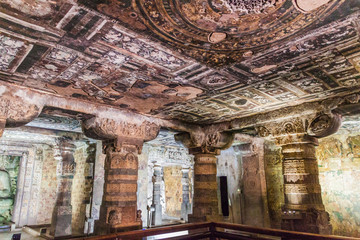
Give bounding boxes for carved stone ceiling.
[146,129,184,147]
[0,0,359,124]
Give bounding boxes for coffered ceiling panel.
[0,0,359,124]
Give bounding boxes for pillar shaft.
[188,154,221,222]
[152,165,162,226]
[181,168,190,222]
[50,139,76,237]
[279,134,331,234]
[97,141,142,233]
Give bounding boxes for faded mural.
[317,133,360,238]
[164,166,183,218]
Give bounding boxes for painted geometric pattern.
[0,35,24,71]
[0,1,359,123]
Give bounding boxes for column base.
[50,206,72,237]
[281,208,332,234]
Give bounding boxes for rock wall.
[316,133,360,238]
[216,147,239,221]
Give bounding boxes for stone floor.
[0,231,44,240]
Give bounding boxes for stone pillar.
[151,164,162,226]
[50,138,76,237]
[279,134,330,233]
[256,112,341,234]
[81,117,160,233]
[180,167,190,222]
[96,139,142,233]
[175,128,234,223]
[189,153,220,222]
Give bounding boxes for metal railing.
[75,222,359,240]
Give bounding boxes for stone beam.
[0,82,200,134]
[230,91,360,132]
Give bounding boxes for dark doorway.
[219,176,229,217]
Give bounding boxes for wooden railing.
[74,222,360,240]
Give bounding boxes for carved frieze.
[82,117,160,142]
[148,146,193,167]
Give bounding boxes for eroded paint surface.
[0,1,359,123]
[317,133,360,238]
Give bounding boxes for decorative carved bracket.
[175,124,234,155]
[0,94,42,136]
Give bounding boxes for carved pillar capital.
[255,112,341,142]
[175,125,234,155]
[82,117,160,153]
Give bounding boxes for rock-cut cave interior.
[0,0,359,239]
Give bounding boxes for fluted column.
[180,167,190,222]
[151,164,162,226]
[50,138,76,237]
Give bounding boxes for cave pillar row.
[81,117,160,233]
[256,112,341,234]
[50,138,77,237]
[175,127,234,222]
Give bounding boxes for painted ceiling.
[0,0,359,124]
